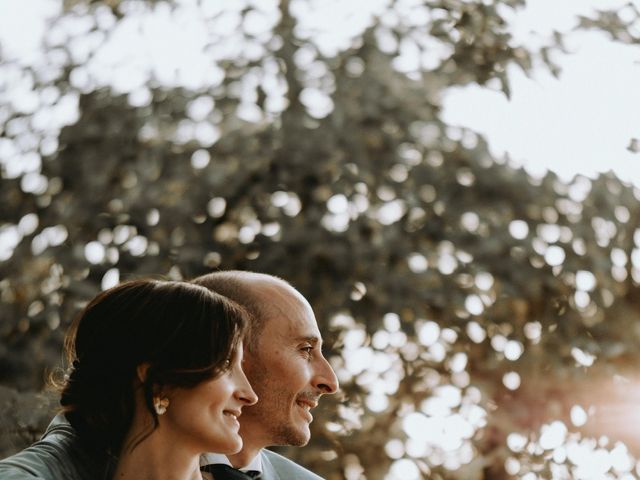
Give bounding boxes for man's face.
[239,282,339,447]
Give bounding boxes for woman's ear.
[136,362,150,384]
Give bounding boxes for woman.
[0,279,257,480]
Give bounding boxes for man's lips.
[296,399,318,410]
[295,396,319,422]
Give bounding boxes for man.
[193,271,339,480]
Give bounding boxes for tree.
[2,1,640,478]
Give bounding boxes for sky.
[442,0,640,186]
[0,0,639,188]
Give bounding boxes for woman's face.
[161,343,258,454]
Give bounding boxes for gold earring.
[153,397,170,415]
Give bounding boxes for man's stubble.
[242,353,310,448]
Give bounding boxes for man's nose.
[312,356,339,394]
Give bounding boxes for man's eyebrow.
[294,336,321,345]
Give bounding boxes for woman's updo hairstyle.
[58,279,248,454]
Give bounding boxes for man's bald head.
[191,270,291,350]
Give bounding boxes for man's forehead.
[252,281,321,337]
[253,280,311,315]
[265,310,321,339]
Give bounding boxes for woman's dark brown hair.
[58,279,247,454]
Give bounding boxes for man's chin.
[294,422,312,446]
[275,422,310,447]
[288,435,310,447]
[291,431,310,447]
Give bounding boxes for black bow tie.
[201,464,262,480]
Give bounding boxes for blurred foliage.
[2,0,640,479]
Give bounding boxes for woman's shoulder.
[0,415,110,480]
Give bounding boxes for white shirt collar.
[200,453,263,473]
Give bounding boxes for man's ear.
[136,362,150,384]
